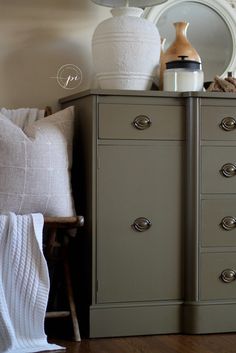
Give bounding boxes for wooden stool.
[44,216,84,342]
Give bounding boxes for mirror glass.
[154,2,233,81]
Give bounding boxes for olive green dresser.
[61,90,185,337]
[60,90,236,337]
[185,92,236,334]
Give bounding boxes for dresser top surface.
[59,89,236,104]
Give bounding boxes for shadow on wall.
[0,0,110,110]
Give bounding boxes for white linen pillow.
[0,106,75,216]
[0,107,45,129]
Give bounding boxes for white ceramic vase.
[92,7,161,90]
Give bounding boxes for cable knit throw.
[0,213,64,353]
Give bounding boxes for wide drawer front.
[98,104,184,140]
[201,106,236,140]
[201,199,236,247]
[200,252,236,300]
[202,146,236,194]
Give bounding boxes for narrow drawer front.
[202,146,236,194]
[201,106,236,140]
[200,253,236,300]
[98,104,184,140]
[202,199,236,247]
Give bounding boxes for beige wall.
[0,0,110,110]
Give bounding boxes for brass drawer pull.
[220,163,236,177]
[221,216,236,231]
[220,269,236,283]
[220,117,236,131]
[132,217,152,232]
[132,115,152,130]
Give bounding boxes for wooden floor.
[46,334,236,353]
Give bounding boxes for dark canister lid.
[166,55,202,70]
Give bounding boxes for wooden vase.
[159,21,201,90]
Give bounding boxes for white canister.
[163,56,204,92]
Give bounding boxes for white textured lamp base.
[92,7,161,90]
[96,72,154,90]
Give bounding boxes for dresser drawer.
[201,106,236,140]
[202,146,236,194]
[202,199,236,247]
[98,104,184,140]
[200,253,236,300]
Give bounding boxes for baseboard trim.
[89,301,182,338]
[184,302,236,334]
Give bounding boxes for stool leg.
[64,254,81,341]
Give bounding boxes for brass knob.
[220,117,236,131]
[220,163,236,177]
[220,269,236,283]
[132,115,152,130]
[132,217,152,232]
[221,216,236,231]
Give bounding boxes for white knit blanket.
[0,213,64,353]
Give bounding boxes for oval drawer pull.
[221,216,236,231]
[220,269,236,283]
[132,217,152,232]
[220,163,236,177]
[132,115,152,130]
[220,117,236,131]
